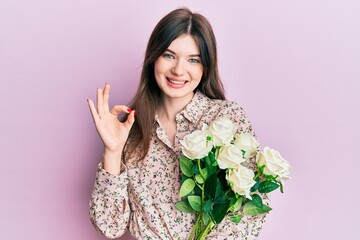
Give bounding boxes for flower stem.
[198,159,205,180]
[198,221,215,240]
[188,159,217,240]
[195,182,204,191]
[253,171,261,180]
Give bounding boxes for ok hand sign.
[87,84,135,174]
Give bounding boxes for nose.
[171,59,185,76]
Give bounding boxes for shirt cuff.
[94,162,129,199]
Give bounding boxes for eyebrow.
[166,48,201,58]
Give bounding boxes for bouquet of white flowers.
[177,118,291,240]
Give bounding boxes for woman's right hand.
[87,84,135,174]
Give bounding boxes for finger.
[110,105,132,116]
[124,110,135,130]
[87,99,100,123]
[97,88,104,117]
[103,83,110,113]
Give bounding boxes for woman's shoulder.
[205,97,253,133]
[209,98,247,116]
[190,92,252,131]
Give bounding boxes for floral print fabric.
[89,91,269,239]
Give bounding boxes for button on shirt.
[89,91,269,240]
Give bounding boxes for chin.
[162,88,195,100]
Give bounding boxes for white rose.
[233,133,260,160]
[216,144,245,169]
[206,118,235,146]
[256,147,291,181]
[226,166,256,199]
[180,130,213,159]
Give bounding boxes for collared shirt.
[89,91,269,240]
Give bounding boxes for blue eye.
[189,58,201,63]
[163,53,174,59]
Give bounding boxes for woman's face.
[154,34,203,102]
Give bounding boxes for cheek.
[153,62,162,85]
[154,58,171,75]
[154,61,161,76]
[193,66,204,81]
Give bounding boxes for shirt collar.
[154,90,211,125]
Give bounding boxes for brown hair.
[122,8,226,162]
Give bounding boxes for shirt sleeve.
[88,162,131,239]
[211,101,270,239]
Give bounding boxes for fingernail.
[133,110,136,116]
[127,108,132,113]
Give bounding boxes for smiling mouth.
[166,77,188,85]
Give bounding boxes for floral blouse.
[89,91,269,240]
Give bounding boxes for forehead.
[167,34,200,55]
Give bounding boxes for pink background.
[1,0,359,239]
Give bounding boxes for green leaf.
[194,184,202,196]
[211,150,219,167]
[192,164,200,175]
[195,174,204,184]
[243,202,272,216]
[205,155,216,176]
[258,181,279,193]
[188,195,202,211]
[175,201,195,213]
[214,189,227,204]
[208,212,216,224]
[181,174,190,184]
[180,156,194,177]
[217,170,228,192]
[229,214,243,223]
[250,194,263,208]
[201,167,209,180]
[209,151,216,164]
[231,197,243,212]
[258,164,266,174]
[211,200,230,224]
[229,196,237,206]
[215,180,224,199]
[214,193,227,204]
[205,155,211,165]
[204,199,213,212]
[204,174,218,199]
[279,181,284,193]
[263,173,279,182]
[250,177,260,192]
[202,212,211,225]
[180,179,195,197]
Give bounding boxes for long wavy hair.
[122,8,226,162]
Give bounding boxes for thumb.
[124,109,136,129]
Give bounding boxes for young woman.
[88,8,269,240]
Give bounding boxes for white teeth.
[168,79,186,85]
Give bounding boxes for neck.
[158,92,195,122]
